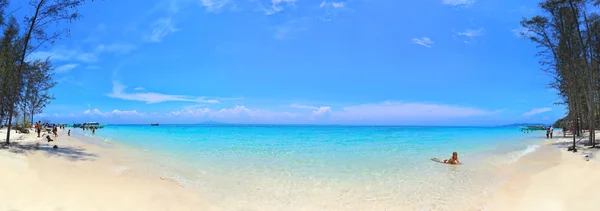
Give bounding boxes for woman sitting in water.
[444,152,460,165]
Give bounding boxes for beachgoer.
[550,126,554,139]
[563,127,567,137]
[68,129,71,136]
[53,125,58,138]
[92,127,95,134]
[546,127,550,139]
[444,152,460,165]
[35,122,40,138]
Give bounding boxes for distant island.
[497,123,547,127]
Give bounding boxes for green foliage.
[523,0,600,147]
[0,0,90,144]
[553,117,569,128]
[20,116,32,128]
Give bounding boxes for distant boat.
[82,122,105,129]
[519,125,547,132]
[151,123,159,126]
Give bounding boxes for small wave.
[159,174,196,187]
[507,145,539,164]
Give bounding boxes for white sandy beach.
[488,132,600,211]
[0,128,217,211]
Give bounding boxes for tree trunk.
[4,0,45,145]
[22,108,26,127]
[5,107,13,145]
[577,116,581,137]
[573,119,577,149]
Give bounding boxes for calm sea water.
[74,125,545,210]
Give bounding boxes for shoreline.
[1,127,597,210]
[0,128,216,211]
[487,131,600,211]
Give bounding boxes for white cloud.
[318,0,347,21]
[260,0,296,15]
[86,65,101,70]
[457,28,484,37]
[83,108,101,115]
[168,101,496,123]
[333,101,498,120]
[54,64,79,73]
[28,48,99,63]
[84,108,146,117]
[96,43,137,54]
[412,37,434,48]
[442,0,476,7]
[134,87,145,91]
[36,113,66,118]
[522,107,552,117]
[29,43,133,66]
[77,53,99,62]
[45,101,504,124]
[320,1,345,8]
[200,0,231,12]
[332,2,344,8]
[290,104,331,116]
[147,17,179,43]
[313,106,332,116]
[170,105,299,121]
[454,28,484,44]
[107,81,229,104]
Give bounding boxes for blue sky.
[13,0,564,125]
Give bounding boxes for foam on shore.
[507,144,540,164]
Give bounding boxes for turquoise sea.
[74,125,546,210]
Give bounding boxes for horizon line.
[61,122,551,127]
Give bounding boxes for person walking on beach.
[68,129,71,136]
[546,127,550,139]
[53,125,58,138]
[550,126,554,139]
[35,121,40,138]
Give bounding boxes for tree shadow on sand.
[0,142,98,162]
